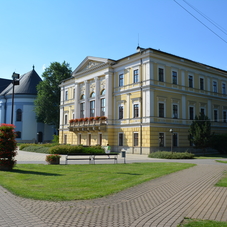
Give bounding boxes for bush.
[0,124,17,170]
[210,134,227,154]
[49,145,105,155]
[52,135,59,144]
[148,151,194,159]
[21,145,50,154]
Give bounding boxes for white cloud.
[42,64,46,71]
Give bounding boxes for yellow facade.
[59,48,227,154]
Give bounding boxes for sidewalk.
[0,150,227,226]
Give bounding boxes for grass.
[195,154,227,159]
[215,170,227,187]
[0,162,195,201]
[178,218,227,226]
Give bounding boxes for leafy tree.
[188,113,213,152]
[34,62,72,131]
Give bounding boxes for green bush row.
[148,151,194,159]
[49,145,106,155]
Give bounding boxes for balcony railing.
[68,120,107,132]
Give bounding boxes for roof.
[0,68,42,96]
[0,78,11,93]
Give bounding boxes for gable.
[73,56,115,75]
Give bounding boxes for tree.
[188,113,212,152]
[34,62,72,131]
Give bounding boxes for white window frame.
[158,67,165,82]
[133,132,139,147]
[133,68,139,83]
[118,105,124,119]
[133,102,140,118]
[200,77,205,90]
[65,90,68,100]
[172,104,179,119]
[214,109,218,122]
[159,132,165,147]
[213,80,218,93]
[222,83,226,95]
[188,75,193,88]
[64,114,68,125]
[189,106,194,120]
[119,73,124,87]
[172,70,178,85]
[158,102,165,118]
[223,110,227,123]
[118,132,123,146]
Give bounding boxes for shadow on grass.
[116,172,142,175]
[11,169,62,176]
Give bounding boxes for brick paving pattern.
[0,151,227,226]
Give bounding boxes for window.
[189,107,194,120]
[133,69,139,83]
[134,132,138,146]
[158,68,164,82]
[173,133,178,147]
[159,133,164,147]
[172,71,177,84]
[80,103,85,118]
[213,81,217,93]
[223,111,226,123]
[173,105,178,119]
[78,134,81,145]
[73,89,75,99]
[189,75,193,88]
[90,100,95,117]
[16,131,21,138]
[88,134,91,146]
[223,111,227,123]
[64,135,67,144]
[119,106,123,119]
[16,109,22,121]
[222,83,226,94]
[64,114,68,124]
[159,103,164,118]
[101,89,106,95]
[133,104,139,118]
[101,98,105,116]
[119,74,124,87]
[90,92,95,98]
[65,91,68,100]
[99,134,102,146]
[200,78,204,90]
[119,133,123,146]
[81,94,85,100]
[200,108,205,116]
[214,110,218,122]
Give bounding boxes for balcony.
[69,118,107,132]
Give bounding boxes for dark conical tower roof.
[0,67,42,96]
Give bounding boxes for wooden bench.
[93,153,119,164]
[65,153,119,164]
[65,154,93,164]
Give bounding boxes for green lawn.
[0,162,194,201]
[178,218,227,227]
[195,154,227,159]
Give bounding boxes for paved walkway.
[0,150,227,227]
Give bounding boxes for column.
[74,82,80,119]
[95,77,100,116]
[105,71,113,124]
[85,80,89,117]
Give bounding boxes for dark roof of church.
[0,78,11,93]
[0,68,42,96]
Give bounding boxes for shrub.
[49,145,105,155]
[52,135,59,144]
[148,151,194,159]
[0,124,17,170]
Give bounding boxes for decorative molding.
[171,98,180,104]
[157,96,167,102]
[100,77,106,91]
[90,80,95,94]
[85,61,102,70]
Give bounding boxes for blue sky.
[1,0,227,80]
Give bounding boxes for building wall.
[59,50,227,154]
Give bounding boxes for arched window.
[101,89,106,95]
[90,92,95,98]
[80,94,85,100]
[16,109,22,121]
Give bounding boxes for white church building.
[0,67,55,143]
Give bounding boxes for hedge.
[148,151,194,159]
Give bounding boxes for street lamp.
[169,129,173,154]
[11,72,20,124]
